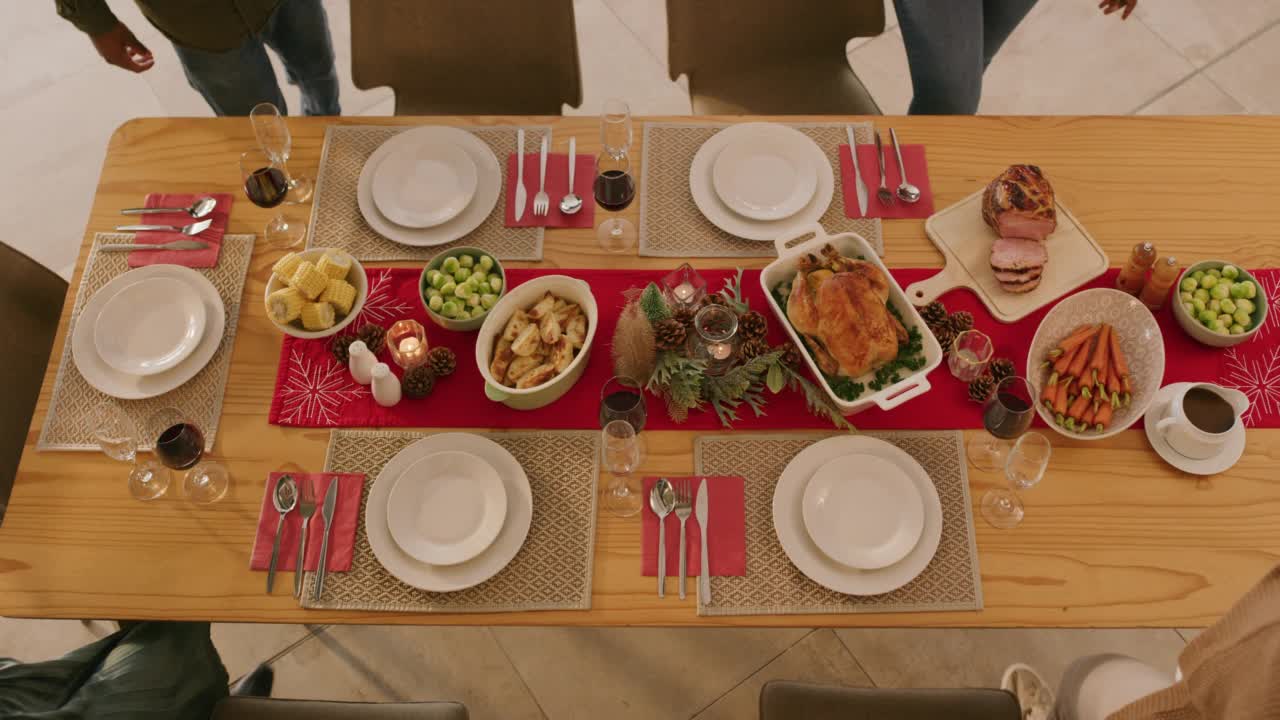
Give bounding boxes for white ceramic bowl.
[264,248,367,339]
[1027,288,1165,440]
[1171,260,1268,348]
[419,246,507,333]
[475,275,598,410]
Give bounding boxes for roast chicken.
[982,164,1057,293]
[786,245,907,378]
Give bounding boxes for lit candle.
[399,337,420,355]
[708,341,733,361]
[673,281,695,304]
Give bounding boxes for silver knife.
[514,128,528,221]
[313,476,340,601]
[695,478,710,603]
[846,125,868,217]
[99,240,209,252]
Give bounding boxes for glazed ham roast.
[982,164,1056,293]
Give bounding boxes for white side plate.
[386,450,508,566]
[93,276,206,376]
[801,453,925,570]
[712,130,817,221]
[372,138,478,228]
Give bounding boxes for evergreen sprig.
[639,282,672,324]
[647,350,705,422]
[717,268,750,314]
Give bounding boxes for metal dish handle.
[772,223,830,258]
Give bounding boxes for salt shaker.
[348,340,375,385]
[370,362,401,407]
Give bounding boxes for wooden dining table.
[2,115,1278,628]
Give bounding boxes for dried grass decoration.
[611,299,657,383]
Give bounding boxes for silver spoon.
[267,475,298,593]
[890,128,921,204]
[650,478,675,599]
[120,196,218,219]
[874,131,894,207]
[115,218,214,236]
[559,136,583,215]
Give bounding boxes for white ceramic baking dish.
[759,223,944,416]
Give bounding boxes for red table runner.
[270,267,1280,430]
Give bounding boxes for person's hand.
[90,22,154,72]
[1098,0,1137,20]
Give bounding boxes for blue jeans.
[173,0,341,116]
[894,0,1039,114]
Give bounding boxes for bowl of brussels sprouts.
[1171,260,1268,348]
[420,247,506,332]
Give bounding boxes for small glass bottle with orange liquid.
[1115,242,1157,295]
[1140,256,1179,310]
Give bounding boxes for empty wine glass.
[91,401,170,501]
[601,419,644,517]
[147,408,229,504]
[982,431,1051,529]
[240,148,305,249]
[594,98,637,253]
[250,102,313,203]
[968,375,1035,473]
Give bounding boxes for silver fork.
[294,477,317,598]
[674,478,693,600]
[532,134,550,216]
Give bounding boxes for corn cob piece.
[266,287,305,324]
[316,250,353,280]
[289,261,328,300]
[300,302,336,331]
[319,278,357,316]
[271,252,304,283]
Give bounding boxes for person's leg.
[261,0,342,116]
[981,0,1040,68]
[893,0,986,114]
[1051,654,1172,720]
[173,35,288,116]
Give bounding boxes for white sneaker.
[1002,662,1055,720]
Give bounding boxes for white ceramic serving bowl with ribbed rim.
[1171,260,1269,348]
[475,275,598,410]
[1027,288,1165,440]
[759,223,944,416]
[264,248,367,339]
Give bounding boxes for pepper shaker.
[348,340,375,385]
[370,362,401,407]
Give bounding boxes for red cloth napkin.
[249,472,365,572]
[269,267,1280,431]
[126,193,232,268]
[640,476,745,577]
[504,152,596,228]
[839,144,934,219]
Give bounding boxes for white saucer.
[801,453,925,570]
[386,450,507,566]
[1143,382,1246,475]
[372,138,478,228]
[712,130,817,221]
[93,276,206,376]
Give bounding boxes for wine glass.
[967,375,1035,473]
[91,401,170,501]
[594,98,637,253]
[982,431,1051,529]
[147,408,229,505]
[601,419,644,517]
[250,102,313,203]
[599,376,647,431]
[240,148,305,249]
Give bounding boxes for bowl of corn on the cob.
[264,248,367,339]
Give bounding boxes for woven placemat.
[694,431,982,616]
[639,121,883,258]
[37,233,254,452]
[301,429,599,613]
[305,125,545,262]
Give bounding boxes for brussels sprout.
[1230,324,1246,335]
[1210,319,1227,333]
[441,257,460,274]
[1219,313,1234,327]
[1237,298,1256,314]
[428,294,443,312]
[1200,274,1218,289]
[1180,277,1198,293]
[1233,309,1251,326]
[1211,283,1231,300]
[1222,265,1240,280]
[461,254,478,269]
[1179,291,1193,303]
[1192,297,1207,313]
[1198,309,1218,326]
[454,283,471,299]
[1230,282,1248,299]
[466,293,481,307]
[470,306,487,318]
[1183,301,1197,316]
[426,287,443,300]
[1241,280,1258,299]
[452,268,470,284]
[430,273,447,290]
[425,269,442,286]
[1209,299,1222,314]
[1220,298,1237,314]
[440,300,460,318]
[439,280,456,297]
[469,270,487,285]
[1191,270,1206,282]
[479,255,495,271]
[1193,288,1210,302]
[481,293,498,309]
[1207,268,1222,279]
[489,276,503,292]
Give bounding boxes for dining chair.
[0,241,66,526]
[212,698,469,719]
[350,0,582,115]
[759,681,1022,719]
[666,0,885,115]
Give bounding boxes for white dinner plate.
[774,435,942,596]
[372,138,478,228]
[357,127,501,247]
[386,450,508,566]
[72,264,225,400]
[801,453,925,570]
[1143,382,1246,476]
[712,130,817,221]
[690,122,834,241]
[93,276,206,376]
[366,433,532,592]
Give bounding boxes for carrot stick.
[1051,342,1081,380]
[1105,357,1122,396]
[1089,325,1111,385]
[1080,401,1097,427]
[1066,335,1094,381]
[1108,325,1131,392]
[1094,401,1114,431]
[1041,379,1057,409]
[1052,381,1070,416]
[1057,324,1100,356]
[1067,391,1092,422]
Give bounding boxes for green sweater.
[56,0,283,52]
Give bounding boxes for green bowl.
[1171,260,1267,348]
[419,246,507,332]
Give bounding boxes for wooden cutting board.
[903,189,1109,323]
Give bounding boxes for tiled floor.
[2,0,1261,715]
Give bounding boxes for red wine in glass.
[600,389,646,432]
[155,423,205,470]
[244,167,289,209]
[593,170,635,211]
[983,389,1034,439]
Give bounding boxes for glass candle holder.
[948,329,993,382]
[386,319,429,369]
[692,304,738,375]
[660,262,707,307]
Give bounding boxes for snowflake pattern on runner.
[1254,273,1280,340]
[278,348,369,425]
[353,269,415,327]
[1220,344,1280,426]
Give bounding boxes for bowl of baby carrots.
[1027,288,1165,440]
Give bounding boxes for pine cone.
[738,310,768,341]
[919,301,948,327]
[740,337,771,360]
[947,311,974,335]
[989,357,1015,384]
[775,342,804,370]
[357,323,387,355]
[968,374,995,403]
[671,305,696,330]
[700,293,727,307]
[933,325,956,355]
[401,365,436,398]
[330,334,357,365]
[654,318,687,351]
[426,347,456,377]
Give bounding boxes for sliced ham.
[992,267,1043,284]
[990,237,1048,272]
[1000,276,1042,294]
